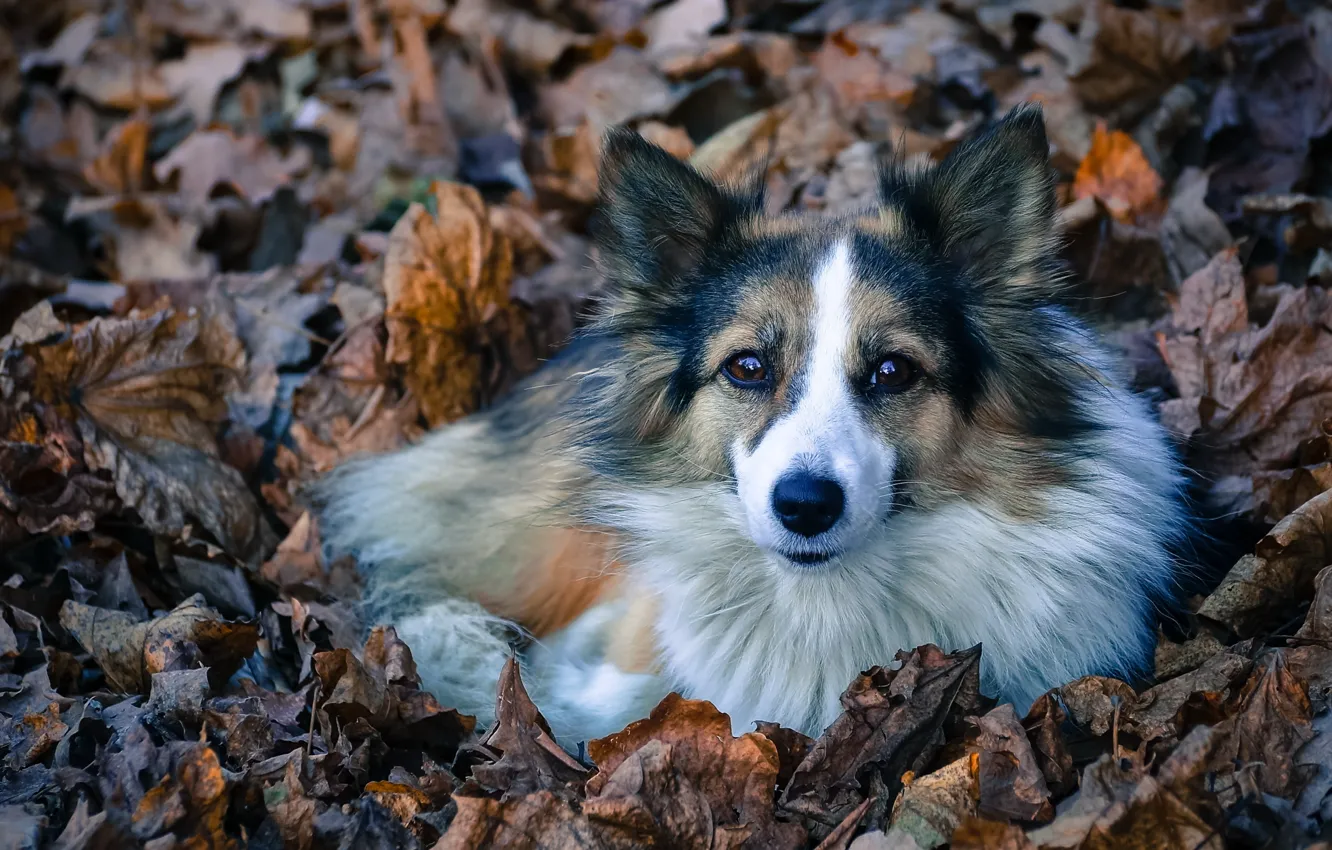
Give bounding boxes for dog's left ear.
[593,129,758,308]
[882,104,1058,291]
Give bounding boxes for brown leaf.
[1199,488,1332,635]
[471,659,589,797]
[159,42,250,127]
[951,819,1036,850]
[382,181,523,427]
[1073,125,1163,223]
[17,308,276,562]
[436,791,645,849]
[538,47,683,133]
[1159,250,1332,477]
[82,118,149,196]
[1296,564,1332,644]
[780,645,982,833]
[1056,676,1137,737]
[5,702,69,768]
[60,596,258,694]
[1160,168,1233,283]
[60,41,171,111]
[1229,650,1315,798]
[1027,757,1220,849]
[888,757,977,850]
[65,197,215,282]
[1020,696,1076,798]
[969,705,1053,823]
[153,130,307,207]
[1069,0,1195,112]
[1126,646,1252,743]
[584,695,805,849]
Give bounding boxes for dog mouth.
[777,548,840,567]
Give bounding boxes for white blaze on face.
[732,240,897,560]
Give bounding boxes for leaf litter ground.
[1,0,1332,847]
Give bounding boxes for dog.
[315,104,1193,745]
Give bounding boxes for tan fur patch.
[606,591,661,674]
[477,528,623,638]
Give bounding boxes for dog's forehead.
[705,214,946,340]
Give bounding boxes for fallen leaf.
[969,705,1053,823]
[12,307,275,561]
[66,197,215,281]
[1027,756,1220,849]
[5,702,69,768]
[1069,0,1195,113]
[437,791,643,849]
[586,693,805,848]
[889,757,977,849]
[950,818,1036,850]
[1158,249,1332,477]
[60,40,171,111]
[1073,124,1164,223]
[1160,168,1234,282]
[539,47,683,133]
[60,595,258,694]
[1057,676,1137,737]
[153,130,308,207]
[382,181,523,427]
[780,646,982,834]
[471,659,589,796]
[159,42,251,127]
[1199,488,1332,635]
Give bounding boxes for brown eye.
[870,354,916,393]
[722,352,768,387]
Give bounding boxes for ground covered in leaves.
[1,0,1331,847]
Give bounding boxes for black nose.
[772,473,845,537]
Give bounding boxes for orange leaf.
[1073,124,1163,223]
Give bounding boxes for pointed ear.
[882,104,1058,290]
[593,129,759,305]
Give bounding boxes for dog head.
[581,105,1098,569]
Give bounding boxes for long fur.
[315,104,1194,745]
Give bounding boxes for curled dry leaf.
[471,658,589,797]
[969,704,1053,823]
[585,693,805,848]
[1199,488,1332,635]
[382,181,524,427]
[780,645,982,834]
[59,595,258,694]
[1158,248,1332,479]
[1027,756,1220,849]
[13,308,276,562]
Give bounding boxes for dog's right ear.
[593,129,757,307]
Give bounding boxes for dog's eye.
[722,352,768,387]
[870,354,916,393]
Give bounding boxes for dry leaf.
[1199,488,1332,635]
[780,646,982,833]
[1073,125,1164,223]
[470,659,589,796]
[382,181,522,427]
[587,693,805,848]
[153,130,307,206]
[60,595,258,694]
[82,118,149,196]
[969,705,1054,823]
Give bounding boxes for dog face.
[582,105,1098,570]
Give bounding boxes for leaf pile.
[1,0,1332,846]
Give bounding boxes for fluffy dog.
[316,104,1192,744]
